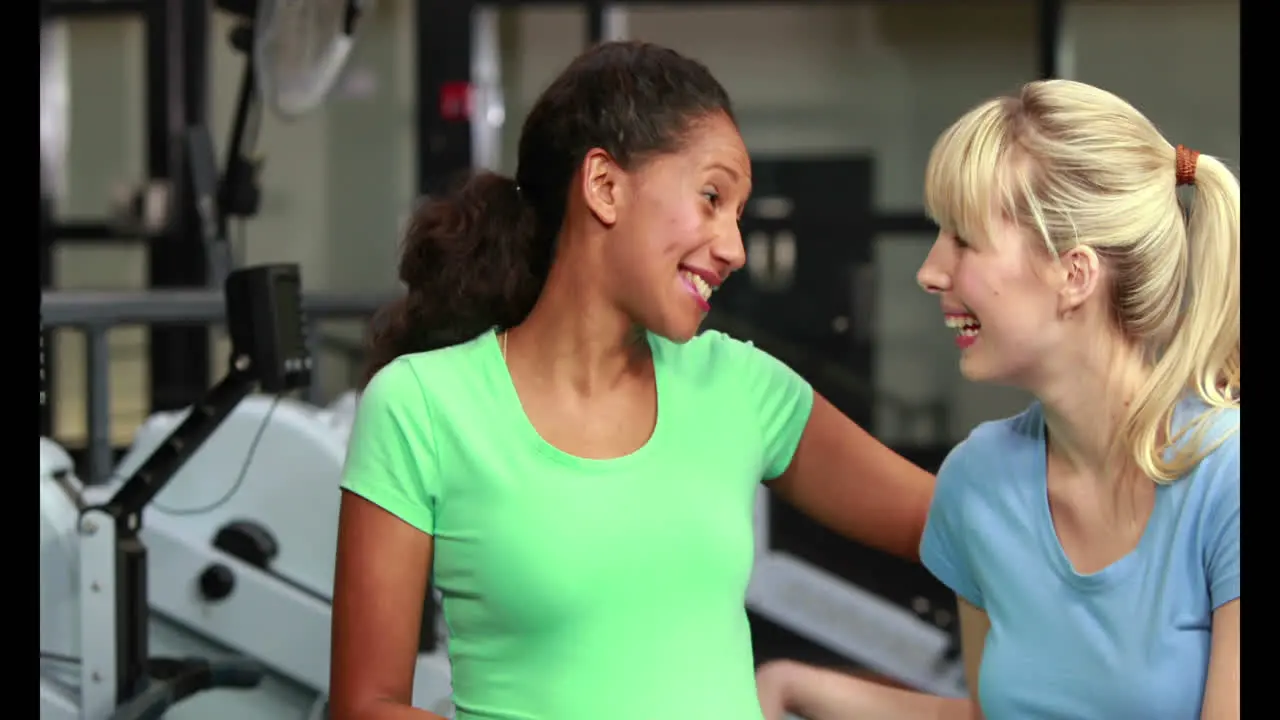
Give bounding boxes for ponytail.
[1123,152,1240,482]
[362,172,551,386]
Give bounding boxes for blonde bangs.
[923,98,1022,246]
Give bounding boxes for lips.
[944,312,980,349]
[678,265,721,312]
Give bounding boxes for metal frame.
[42,0,219,439]
[78,508,121,719]
[41,289,393,484]
[139,516,455,712]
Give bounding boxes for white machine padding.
[41,437,82,659]
[113,394,356,597]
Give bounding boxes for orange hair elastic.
[1175,144,1200,187]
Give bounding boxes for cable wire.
[153,394,281,516]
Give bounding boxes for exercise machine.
[102,389,454,719]
[39,263,345,720]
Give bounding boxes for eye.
[702,190,721,207]
[953,234,970,249]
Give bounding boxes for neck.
[1034,333,1150,484]
[507,244,646,396]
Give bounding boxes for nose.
[711,222,747,274]
[915,233,953,294]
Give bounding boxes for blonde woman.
[755,79,1239,719]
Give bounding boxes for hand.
[756,660,799,720]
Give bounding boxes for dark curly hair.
[362,41,735,385]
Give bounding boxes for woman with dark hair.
[330,41,935,720]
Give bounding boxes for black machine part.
[79,263,311,713]
[198,564,237,602]
[226,263,311,393]
[107,657,264,720]
[214,520,280,569]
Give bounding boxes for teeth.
[683,271,713,301]
[944,314,981,335]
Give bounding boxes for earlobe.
[581,148,619,227]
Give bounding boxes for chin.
[960,350,1036,389]
[958,352,1001,384]
[655,321,702,344]
[647,308,705,344]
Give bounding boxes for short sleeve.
[1205,455,1240,610]
[920,442,985,609]
[711,333,814,480]
[340,358,439,535]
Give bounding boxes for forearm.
[771,662,973,720]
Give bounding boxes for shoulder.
[1175,404,1239,514]
[360,332,494,416]
[937,404,1043,499]
[650,328,783,382]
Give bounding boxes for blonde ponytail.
[1123,150,1240,482]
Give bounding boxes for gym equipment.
[251,0,366,119]
[104,390,454,718]
[40,264,315,720]
[204,0,368,283]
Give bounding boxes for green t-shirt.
[341,328,814,720]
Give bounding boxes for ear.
[579,148,621,227]
[1058,245,1102,314]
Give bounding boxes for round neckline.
[1031,412,1161,591]
[484,328,669,472]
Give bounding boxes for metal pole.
[586,1,605,44]
[147,0,213,415]
[585,3,627,44]
[417,0,476,197]
[1037,0,1064,79]
[86,326,113,484]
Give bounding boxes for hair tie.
[1175,144,1200,187]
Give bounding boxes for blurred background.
[40,1,1238,718]
[41,0,1241,459]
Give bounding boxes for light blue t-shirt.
[921,399,1240,719]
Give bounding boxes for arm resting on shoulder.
[768,393,936,561]
[1201,599,1239,720]
[330,492,446,720]
[755,598,988,720]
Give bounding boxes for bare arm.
[755,663,971,720]
[767,393,936,561]
[755,598,988,720]
[330,491,445,720]
[1200,599,1239,720]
